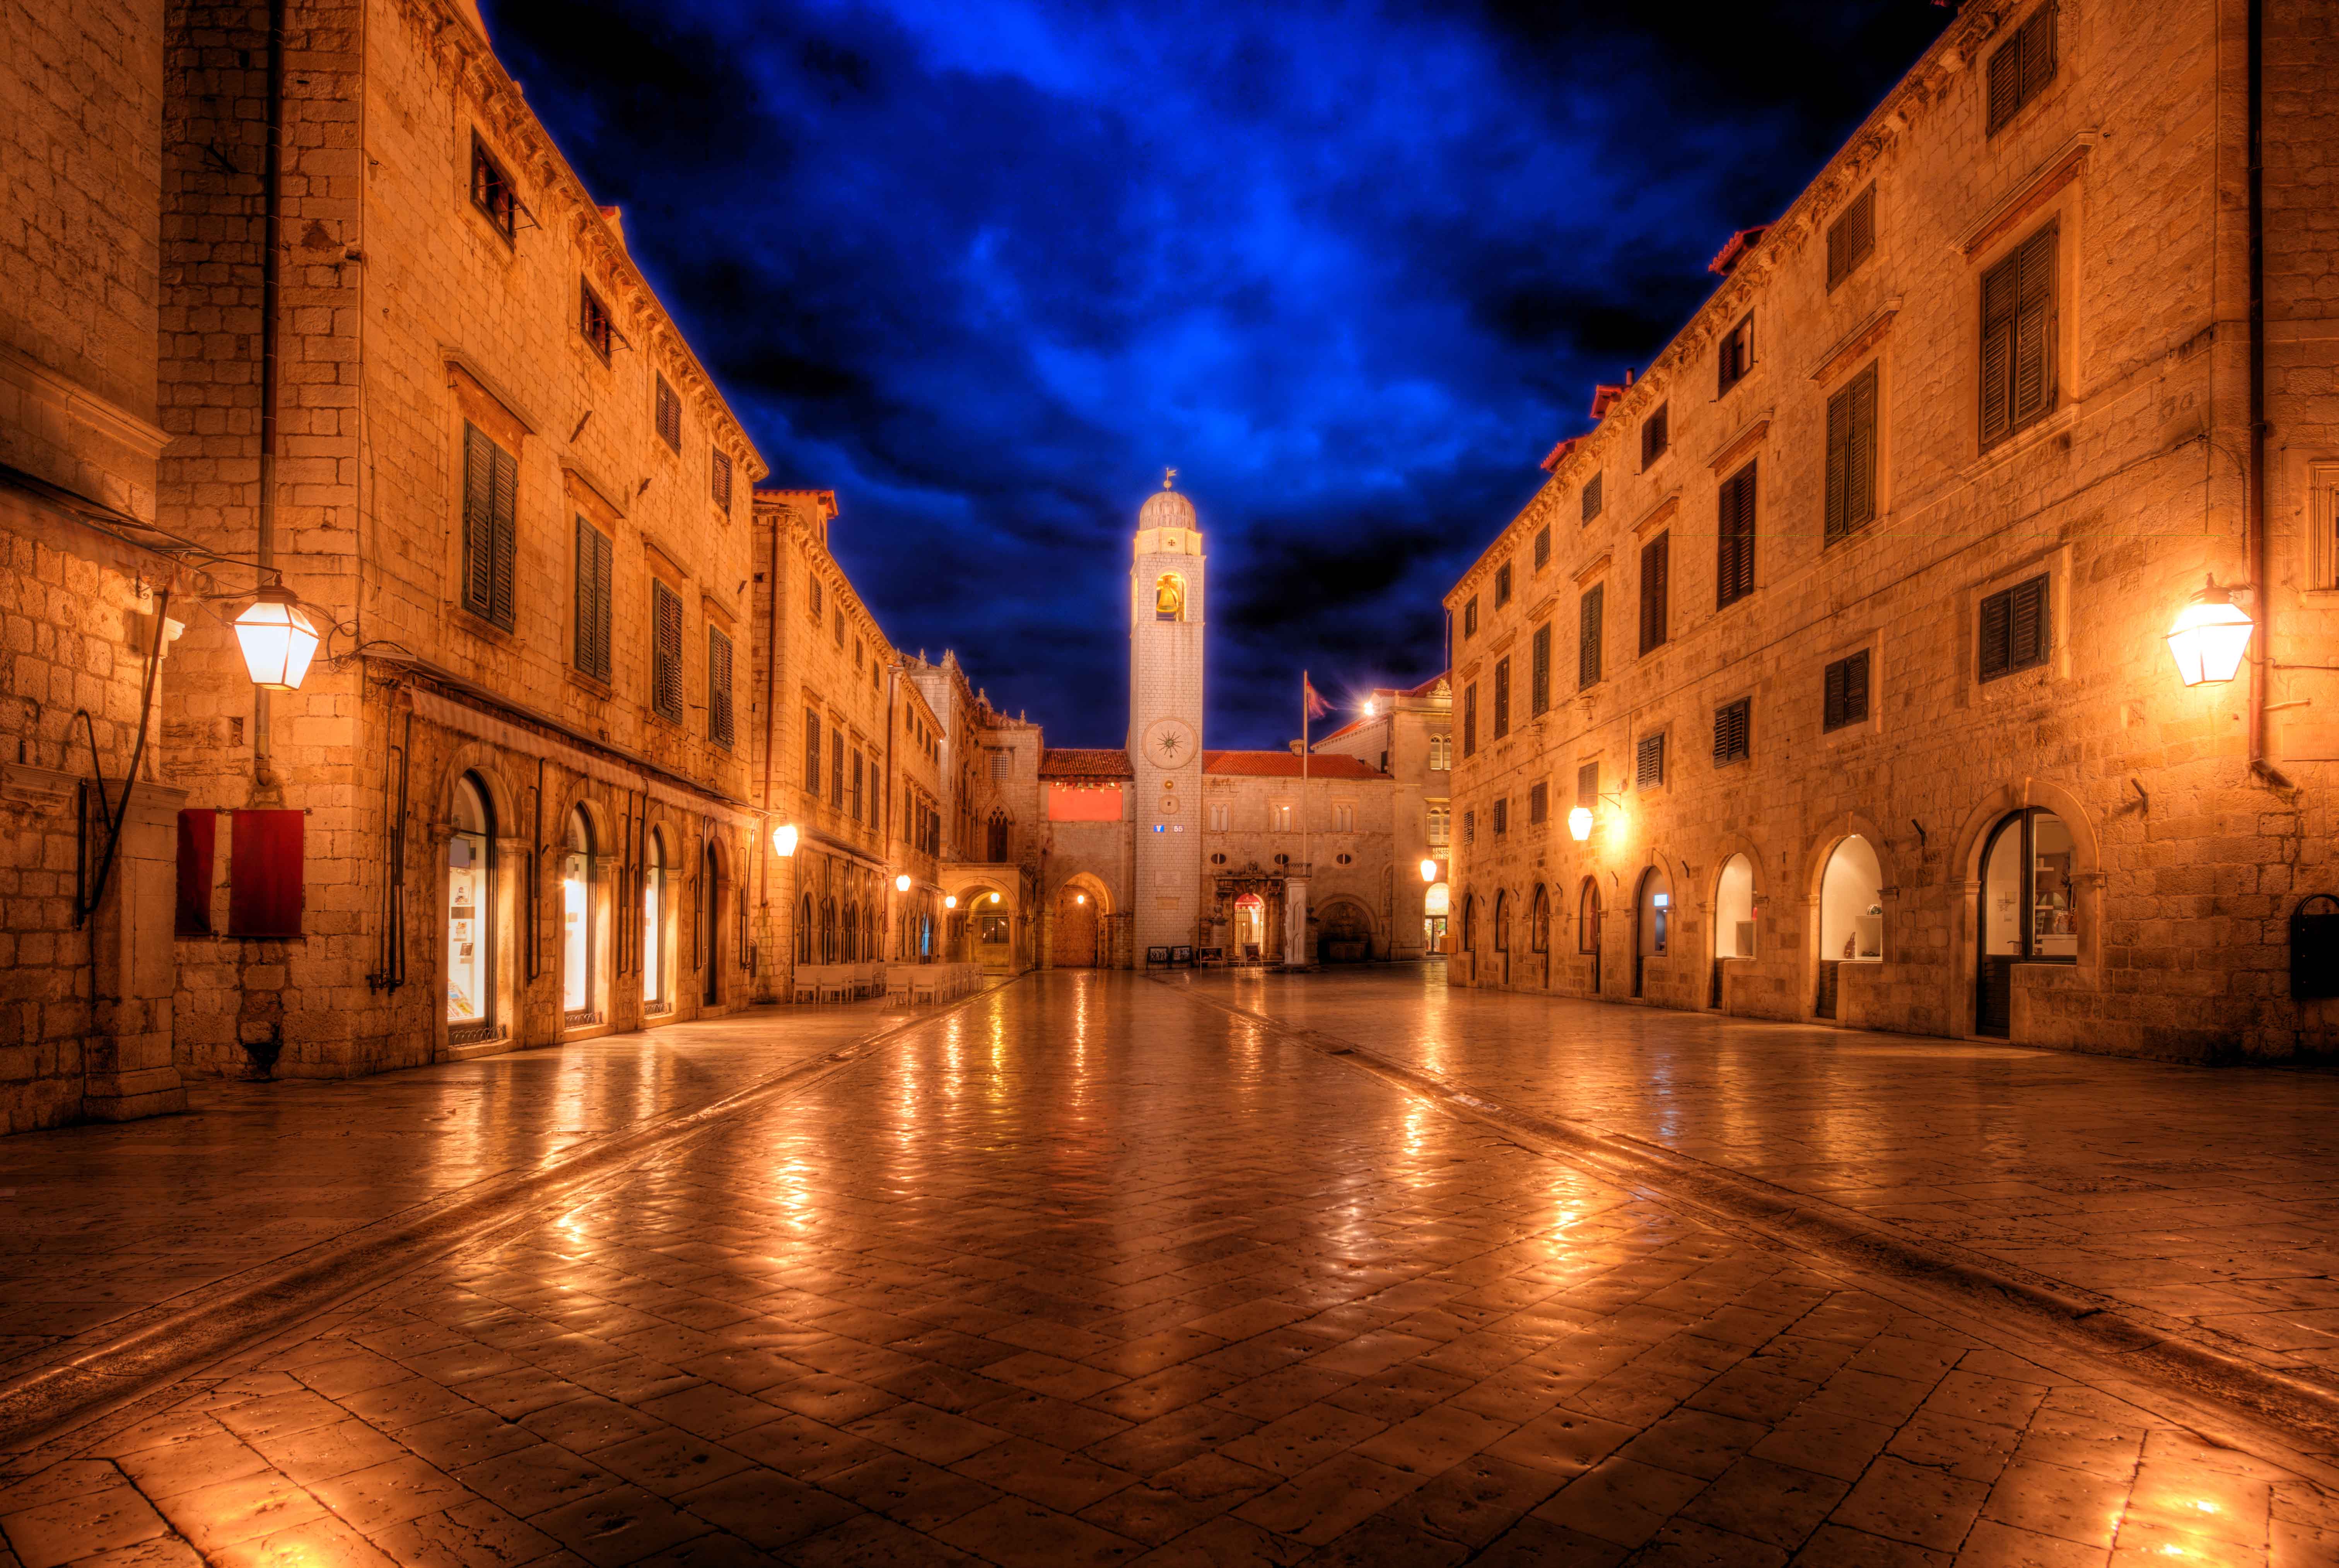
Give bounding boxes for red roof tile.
[1707,224,1771,276]
[1204,751,1387,780]
[1040,748,1133,780]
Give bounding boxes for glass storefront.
[447,774,491,1029]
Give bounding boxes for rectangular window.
[834,606,845,647]
[854,638,864,670]
[1581,472,1603,525]
[1463,595,1479,638]
[1492,798,1508,836]
[1980,224,2057,449]
[1717,461,1757,609]
[1986,3,2057,136]
[1492,658,1511,739]
[1827,186,1875,289]
[1209,803,1229,831]
[1636,733,1665,789]
[650,580,684,722]
[655,374,683,451]
[1824,649,1872,731]
[1576,761,1598,809]
[1717,316,1753,393]
[1979,574,2050,682]
[1527,781,1547,825]
[1530,624,1552,717]
[1429,734,1450,771]
[809,575,825,622]
[852,751,865,822]
[579,280,613,361]
[1639,532,1669,655]
[1494,561,1513,607]
[1462,682,1477,757]
[1533,526,1550,570]
[831,729,845,807]
[1333,803,1354,833]
[708,627,734,749]
[227,808,304,938]
[1427,804,1449,845]
[470,136,518,242]
[1578,584,1603,689]
[460,421,517,631]
[1462,809,1475,846]
[712,450,733,513]
[1713,698,1751,766]
[1641,404,1670,468]
[1272,803,1294,832]
[573,517,613,682]
[804,710,822,791]
[1825,364,1880,544]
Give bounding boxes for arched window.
[448,773,495,1038]
[702,839,722,1005]
[1530,886,1549,953]
[820,896,837,962]
[796,892,814,963]
[1460,894,1477,953]
[643,827,669,1011]
[1715,853,1755,959]
[1577,878,1603,954]
[1493,891,1510,952]
[841,899,858,961]
[1154,572,1185,622]
[987,813,1012,862]
[1978,809,2076,1036]
[562,807,601,1024]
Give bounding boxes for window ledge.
[1966,403,2080,480]
[450,605,517,648]
[565,666,613,701]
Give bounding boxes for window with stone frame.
[1576,761,1598,809]
[650,580,685,723]
[851,751,865,822]
[1827,186,1875,290]
[1639,532,1669,654]
[1717,315,1753,394]
[1527,781,1547,825]
[1717,462,1757,609]
[1581,471,1604,525]
[1492,658,1511,739]
[830,727,845,807]
[1533,526,1550,570]
[470,136,520,242]
[1427,803,1450,845]
[1636,733,1665,789]
[1530,623,1551,717]
[808,574,824,623]
[655,374,683,452]
[1332,803,1354,833]
[711,449,733,513]
[1823,648,1871,731]
[573,517,613,682]
[1578,584,1604,689]
[1429,733,1450,770]
[1463,595,1479,638]
[1462,682,1477,757]
[579,280,614,362]
[707,627,734,750]
[1980,224,2057,450]
[1494,560,1513,608]
[1492,797,1508,836]
[1978,575,2050,682]
[1641,404,1670,469]
[1462,809,1475,845]
[460,423,517,631]
[1986,3,2057,137]
[803,710,822,791]
[1825,364,1880,544]
[1713,697,1752,766]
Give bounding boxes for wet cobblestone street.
[4,971,2338,1566]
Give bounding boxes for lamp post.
[2166,578,2255,688]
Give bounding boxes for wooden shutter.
[804,710,821,789]
[2009,575,2048,669]
[1639,533,1669,653]
[1463,683,1476,756]
[1979,587,2013,680]
[1825,365,1879,544]
[1636,734,1663,789]
[1718,464,1757,607]
[1534,526,1550,569]
[2009,226,2056,433]
[1582,472,1602,524]
[708,628,734,749]
[1827,188,1873,289]
[651,581,683,721]
[1530,624,1550,715]
[488,441,517,631]
[1577,761,1598,808]
[712,450,732,511]
[1844,649,1870,724]
[461,422,495,619]
[1713,699,1749,765]
[1824,658,1847,730]
[1579,585,1603,689]
[1989,5,2056,135]
[1641,405,1667,467]
[574,517,613,681]
[831,729,844,804]
[655,374,682,450]
[1493,658,1510,737]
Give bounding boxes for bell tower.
[1128,471,1206,954]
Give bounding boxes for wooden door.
[1053,894,1098,967]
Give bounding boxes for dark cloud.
[479,0,1951,747]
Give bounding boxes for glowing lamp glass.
[1567,805,1594,842]
[234,587,320,692]
[1074,893,1086,904]
[2165,590,2254,688]
[1419,858,1438,883]
[944,895,958,909]
[770,823,798,858]
[895,874,912,892]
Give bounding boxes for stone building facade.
[1444,0,2339,1060]
[1310,674,1455,960]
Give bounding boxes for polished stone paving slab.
[3,972,2335,1566]
[1199,967,2339,1387]
[0,1003,919,1376]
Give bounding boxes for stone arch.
[437,750,519,1054]
[1948,778,2105,1035]
[1050,872,1111,968]
[1800,812,1898,1021]
[435,744,522,834]
[1316,896,1376,963]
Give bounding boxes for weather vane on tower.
[1162,467,1177,490]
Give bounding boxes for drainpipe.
[253,0,288,788]
[2245,0,2269,777]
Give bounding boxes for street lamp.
[895,873,912,892]
[944,895,958,909]
[1567,805,1593,842]
[1075,893,1087,904]
[770,823,798,858]
[1419,858,1438,883]
[233,585,321,692]
[2166,578,2254,688]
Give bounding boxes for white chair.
[790,966,819,1005]
[911,968,942,1004]
[886,967,911,1005]
[816,965,850,1005]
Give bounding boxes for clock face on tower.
[1142,717,1197,769]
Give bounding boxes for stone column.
[1282,875,1310,970]
[83,783,189,1121]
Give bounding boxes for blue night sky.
[479,0,1953,750]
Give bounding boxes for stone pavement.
[3,972,2336,1566]
[0,1000,924,1381]
[1191,967,2339,1394]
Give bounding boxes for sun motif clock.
[1143,717,1197,769]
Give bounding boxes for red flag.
[1303,674,1330,721]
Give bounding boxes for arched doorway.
[795,891,814,964]
[964,888,1012,969]
[1234,893,1266,961]
[561,806,602,1027]
[1713,852,1755,1006]
[1577,878,1603,995]
[447,773,496,1044]
[643,827,670,1013]
[1422,880,1449,955]
[1493,891,1511,985]
[1817,835,1883,1018]
[1977,808,2076,1037]
[1460,894,1478,984]
[1530,884,1550,988]
[1053,883,1099,967]
[1634,865,1671,998]
[1320,900,1372,962]
[701,838,722,1005]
